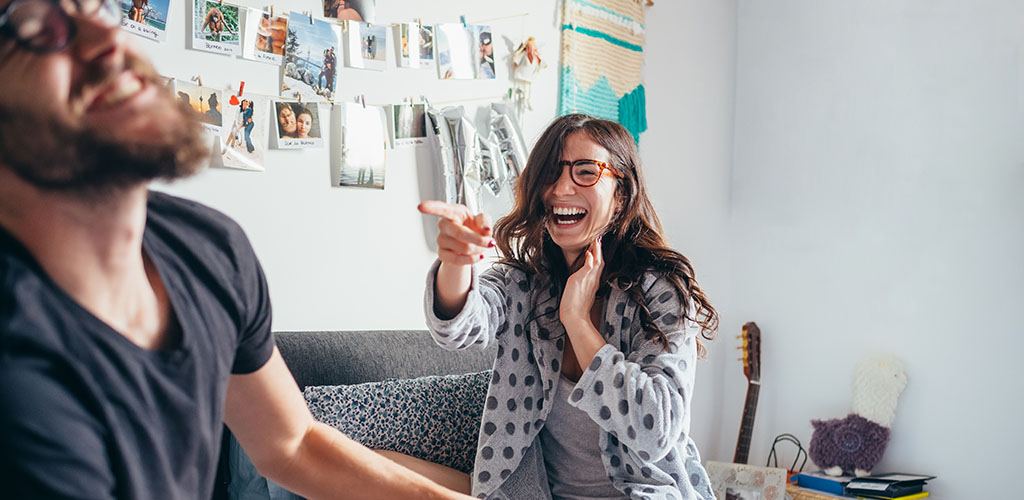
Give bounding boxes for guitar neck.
[733,381,760,464]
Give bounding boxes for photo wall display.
[436,23,495,80]
[174,79,224,133]
[394,23,434,69]
[344,21,388,71]
[120,0,171,41]
[333,102,389,190]
[272,101,325,149]
[282,13,343,102]
[388,103,427,147]
[190,0,242,55]
[323,0,375,23]
[219,94,271,171]
[241,8,288,65]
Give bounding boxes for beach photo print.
[283,12,341,102]
[119,0,170,42]
[174,79,224,133]
[191,0,241,55]
[344,21,387,71]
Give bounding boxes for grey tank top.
[539,374,626,500]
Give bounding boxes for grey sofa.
[213,330,496,500]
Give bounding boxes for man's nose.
[71,12,125,66]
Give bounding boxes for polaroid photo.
[174,79,224,133]
[241,8,287,65]
[119,0,170,42]
[418,24,434,62]
[344,21,387,71]
[272,101,324,149]
[219,94,269,171]
[333,102,387,189]
[471,25,495,79]
[435,23,475,80]
[389,103,426,146]
[190,0,241,55]
[394,23,420,68]
[323,0,375,23]
[283,12,341,102]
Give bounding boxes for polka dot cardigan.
[424,261,716,500]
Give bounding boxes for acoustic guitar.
[733,321,762,464]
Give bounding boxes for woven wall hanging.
[559,0,647,142]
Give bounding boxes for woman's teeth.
[553,206,587,224]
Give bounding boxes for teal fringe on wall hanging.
[559,0,648,142]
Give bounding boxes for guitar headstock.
[739,322,761,383]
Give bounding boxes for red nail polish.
[479,254,485,260]
[487,240,496,248]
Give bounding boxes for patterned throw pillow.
[304,371,490,474]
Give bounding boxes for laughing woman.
[416,114,719,500]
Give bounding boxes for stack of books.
[790,471,935,499]
[791,471,856,496]
[845,473,935,499]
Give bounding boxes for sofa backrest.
[213,330,496,500]
[275,330,497,388]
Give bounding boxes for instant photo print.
[174,79,224,132]
[191,0,241,55]
[345,21,388,71]
[219,94,269,171]
[272,101,324,149]
[323,0,375,23]
[283,12,342,102]
[242,8,287,64]
[120,0,170,42]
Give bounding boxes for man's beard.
[0,52,209,195]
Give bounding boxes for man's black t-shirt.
[0,191,276,499]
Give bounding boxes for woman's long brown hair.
[493,114,718,356]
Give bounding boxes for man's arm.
[223,348,473,500]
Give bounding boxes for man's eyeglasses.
[0,0,122,54]
[558,159,623,187]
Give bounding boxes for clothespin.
[460,15,467,27]
[360,95,366,108]
[416,18,422,28]
[229,81,245,106]
[307,11,313,24]
[297,93,303,104]
[342,19,348,32]
[269,5,274,17]
[408,96,414,106]
[192,75,203,87]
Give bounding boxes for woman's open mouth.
[552,206,588,225]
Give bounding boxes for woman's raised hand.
[560,237,604,326]
[418,200,495,266]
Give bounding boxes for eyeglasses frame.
[557,159,623,187]
[0,0,120,54]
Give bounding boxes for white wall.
[146,0,563,331]
[640,0,738,462]
[730,0,1024,496]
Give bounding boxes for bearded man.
[0,2,473,499]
